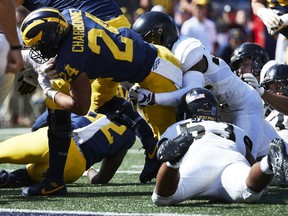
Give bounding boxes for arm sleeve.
[154,71,205,107]
[21,49,40,70]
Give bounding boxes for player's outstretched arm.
[87,149,128,184]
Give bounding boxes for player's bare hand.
[6,49,24,74]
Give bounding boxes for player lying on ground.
[152,87,288,206]
[0,111,135,189]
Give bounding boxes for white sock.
[166,161,181,169]
[260,156,273,175]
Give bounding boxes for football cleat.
[157,132,194,164]
[0,168,32,188]
[22,177,67,196]
[140,150,162,184]
[268,138,288,187]
[0,170,9,187]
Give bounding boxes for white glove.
[17,68,38,95]
[128,84,139,105]
[257,8,283,35]
[37,58,59,79]
[37,71,58,102]
[137,88,155,107]
[243,73,264,96]
[269,13,288,35]
[128,85,155,107]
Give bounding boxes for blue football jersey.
[267,0,288,13]
[71,112,136,169]
[56,9,157,83]
[22,0,123,20]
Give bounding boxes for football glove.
[38,60,59,79]
[269,13,288,35]
[128,84,139,105]
[243,73,264,96]
[257,8,283,35]
[17,68,38,95]
[128,85,155,107]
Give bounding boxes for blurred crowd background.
[0,0,279,128]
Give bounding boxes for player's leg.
[220,159,272,203]
[93,78,160,183]
[0,128,49,188]
[22,108,71,196]
[0,133,85,187]
[0,127,49,164]
[31,109,48,131]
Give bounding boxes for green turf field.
[0,128,288,215]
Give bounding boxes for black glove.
[17,68,38,95]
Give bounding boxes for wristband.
[10,45,23,50]
[46,89,59,102]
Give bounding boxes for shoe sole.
[270,140,288,187]
[157,133,193,163]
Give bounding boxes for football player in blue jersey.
[0,111,136,189]
[20,7,183,196]
[10,0,161,187]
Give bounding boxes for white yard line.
[0,209,207,216]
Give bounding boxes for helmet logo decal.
[187,93,205,103]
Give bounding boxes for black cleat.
[140,138,161,184]
[140,152,161,184]
[22,177,67,196]
[268,138,288,187]
[0,168,32,188]
[0,170,9,187]
[157,132,194,164]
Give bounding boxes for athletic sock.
[47,109,71,180]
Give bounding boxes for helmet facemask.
[29,22,68,64]
[251,52,265,77]
[142,28,162,45]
